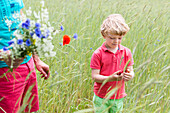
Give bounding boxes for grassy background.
[23,0,169,112]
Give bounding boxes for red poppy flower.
[63,35,71,46]
[117,69,130,75]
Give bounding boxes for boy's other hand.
[123,69,134,81]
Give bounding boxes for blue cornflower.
[35,28,42,38]
[55,71,58,74]
[46,29,50,34]
[3,47,8,51]
[30,32,34,37]
[22,23,25,28]
[37,34,42,38]
[35,28,41,34]
[141,38,144,40]
[25,19,31,26]
[22,23,29,29]
[46,34,49,38]
[73,33,78,40]
[45,29,50,38]
[90,47,92,50]
[8,40,14,46]
[157,39,160,42]
[154,44,157,46]
[42,35,46,38]
[59,42,63,46]
[17,39,23,45]
[26,39,32,46]
[35,23,41,28]
[60,26,64,31]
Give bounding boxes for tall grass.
[23,0,169,112]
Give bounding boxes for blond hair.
[101,14,130,37]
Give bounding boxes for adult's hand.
[33,55,50,79]
[1,50,24,68]
[4,56,24,68]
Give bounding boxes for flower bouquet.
[0,1,59,68]
[0,0,77,70]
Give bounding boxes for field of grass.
[23,0,169,112]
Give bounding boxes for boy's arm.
[123,66,135,81]
[91,69,123,83]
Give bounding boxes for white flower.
[11,38,17,43]
[41,8,49,22]
[37,19,41,24]
[14,33,23,39]
[20,14,27,22]
[44,53,49,57]
[48,36,53,40]
[48,27,54,32]
[12,12,20,19]
[50,51,56,57]
[40,0,45,7]
[53,30,59,35]
[32,34,37,39]
[26,7,32,16]
[13,30,18,36]
[47,22,51,27]
[0,49,9,58]
[5,19,12,28]
[31,21,35,26]
[34,11,40,19]
[42,24,47,28]
[40,27,45,31]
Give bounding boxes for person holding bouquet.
[0,0,50,112]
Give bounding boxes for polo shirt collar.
[101,42,124,52]
[101,42,108,51]
[119,44,124,50]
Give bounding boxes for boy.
[90,14,134,113]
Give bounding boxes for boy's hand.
[110,70,123,81]
[123,69,134,81]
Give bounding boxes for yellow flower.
[33,39,36,45]
[28,52,32,56]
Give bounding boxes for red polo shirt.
[90,42,134,99]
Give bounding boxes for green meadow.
[23,0,169,112]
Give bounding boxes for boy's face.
[104,34,123,49]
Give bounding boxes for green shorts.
[93,94,124,113]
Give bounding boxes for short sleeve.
[90,52,101,69]
[126,49,134,66]
[19,0,24,9]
